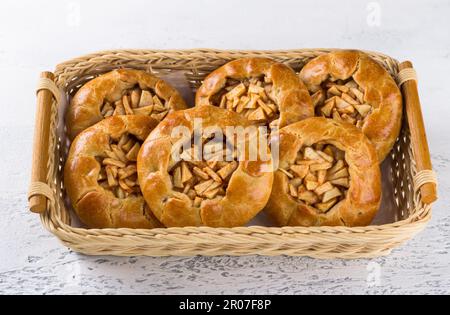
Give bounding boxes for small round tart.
[64,115,163,229]
[299,50,402,162]
[137,105,274,227]
[195,57,313,130]
[266,117,381,227]
[66,69,187,140]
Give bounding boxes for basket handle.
[398,61,437,204]
[28,72,58,213]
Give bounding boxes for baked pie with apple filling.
[266,117,381,227]
[64,115,163,228]
[66,69,187,139]
[137,105,274,227]
[299,50,402,161]
[196,57,313,131]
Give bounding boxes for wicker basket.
[28,49,437,259]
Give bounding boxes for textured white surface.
[1,0,449,294]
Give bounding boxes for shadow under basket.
[28,49,437,259]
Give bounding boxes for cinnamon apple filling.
[97,133,143,198]
[100,87,169,121]
[210,76,280,129]
[279,142,350,212]
[168,136,239,207]
[311,78,372,128]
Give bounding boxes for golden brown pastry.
[266,117,381,227]
[66,69,187,140]
[196,57,314,130]
[64,115,163,229]
[137,105,274,227]
[299,50,402,161]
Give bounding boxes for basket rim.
[54,48,400,75]
[44,209,431,238]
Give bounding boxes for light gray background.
[1,0,449,294]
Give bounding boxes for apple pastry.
[266,117,381,227]
[64,115,163,228]
[299,50,402,161]
[196,57,313,131]
[137,105,274,227]
[66,69,187,139]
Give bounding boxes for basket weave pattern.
[37,49,432,259]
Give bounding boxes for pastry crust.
[137,105,274,227]
[64,115,163,229]
[299,50,402,161]
[266,117,381,227]
[196,57,314,128]
[66,69,187,140]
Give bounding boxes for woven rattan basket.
[28,49,437,259]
